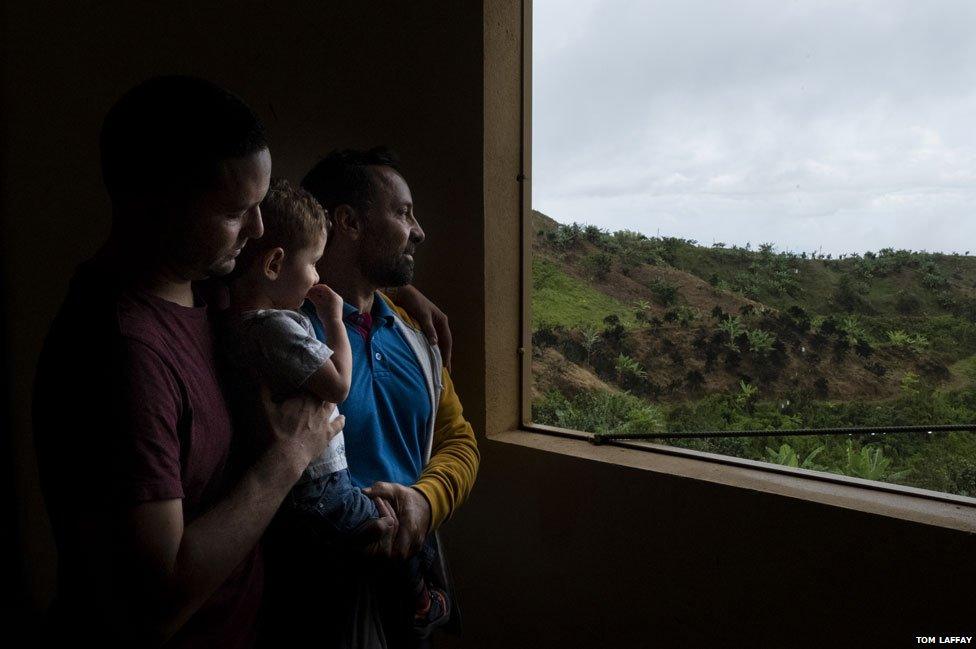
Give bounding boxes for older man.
[32,76,342,648]
[261,148,479,648]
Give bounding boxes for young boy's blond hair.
[232,177,328,277]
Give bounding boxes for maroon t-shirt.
[33,260,262,648]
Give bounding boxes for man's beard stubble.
[361,252,414,288]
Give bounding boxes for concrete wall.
[2,2,973,647]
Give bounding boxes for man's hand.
[307,283,344,323]
[119,391,343,645]
[357,497,399,557]
[388,285,453,372]
[260,386,343,473]
[362,482,431,559]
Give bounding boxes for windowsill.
[488,426,976,533]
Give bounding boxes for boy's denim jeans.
[289,467,379,538]
[287,465,442,625]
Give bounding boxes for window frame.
[512,0,976,520]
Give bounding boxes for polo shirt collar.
[342,292,396,330]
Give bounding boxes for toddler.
[220,178,448,634]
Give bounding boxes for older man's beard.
[361,250,415,288]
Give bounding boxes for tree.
[584,252,613,280]
[579,324,601,366]
[615,354,647,384]
[747,329,776,356]
[765,443,824,470]
[602,314,626,345]
[633,299,651,323]
[736,380,758,413]
[843,441,910,482]
[649,278,679,306]
[720,316,744,351]
[886,330,929,354]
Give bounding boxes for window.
[526,0,976,500]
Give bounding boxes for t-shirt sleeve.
[248,312,334,395]
[110,338,186,504]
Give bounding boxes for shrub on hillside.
[583,224,606,244]
[632,299,651,323]
[833,274,869,312]
[532,323,560,348]
[546,223,582,250]
[886,330,929,354]
[720,316,745,351]
[766,443,825,470]
[894,290,921,315]
[583,252,613,280]
[843,441,910,482]
[747,329,776,356]
[615,353,647,385]
[602,314,626,345]
[577,324,602,365]
[649,278,679,306]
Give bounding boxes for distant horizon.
[535,208,975,258]
[532,0,976,257]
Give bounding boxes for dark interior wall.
[0,0,484,625]
[443,442,974,648]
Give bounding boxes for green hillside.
[530,210,976,498]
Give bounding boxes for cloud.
[533,0,976,254]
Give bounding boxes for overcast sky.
[532,0,976,255]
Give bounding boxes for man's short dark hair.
[300,146,401,216]
[100,75,267,204]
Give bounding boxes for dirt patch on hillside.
[532,347,619,400]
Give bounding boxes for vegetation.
[531,210,976,498]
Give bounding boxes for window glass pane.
[530,0,976,498]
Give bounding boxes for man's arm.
[384,284,453,372]
[412,366,480,529]
[364,366,480,558]
[123,392,342,645]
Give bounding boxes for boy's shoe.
[413,587,450,639]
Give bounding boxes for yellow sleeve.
[413,367,481,530]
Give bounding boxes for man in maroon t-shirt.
[32,76,349,647]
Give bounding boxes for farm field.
[530,211,976,497]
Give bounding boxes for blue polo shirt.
[302,294,432,488]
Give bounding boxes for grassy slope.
[532,256,635,329]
